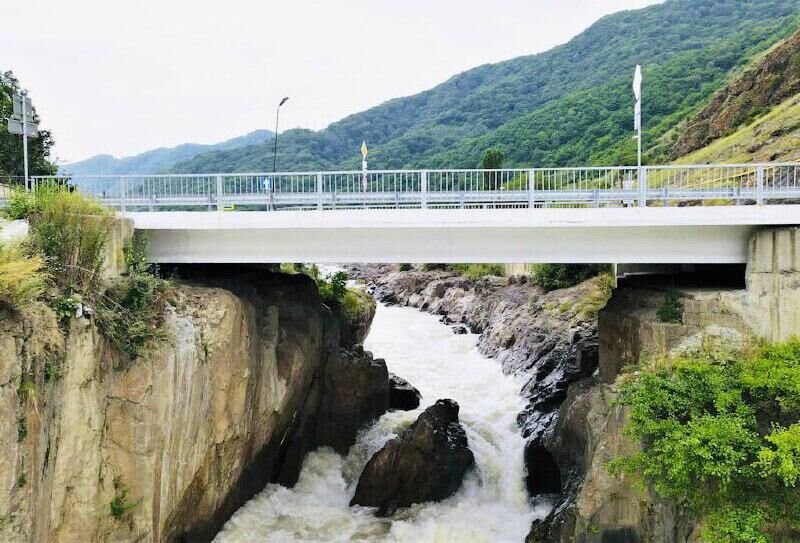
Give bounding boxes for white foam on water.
[215,301,546,542]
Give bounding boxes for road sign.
[7,118,39,137]
[12,95,32,118]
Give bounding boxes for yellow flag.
[361,141,368,159]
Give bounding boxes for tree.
[480,148,504,190]
[0,71,57,179]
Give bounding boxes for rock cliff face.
[672,29,800,158]
[0,269,385,542]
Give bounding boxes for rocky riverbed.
[346,264,602,496]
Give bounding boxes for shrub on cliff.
[531,264,610,291]
[95,232,172,360]
[615,340,800,542]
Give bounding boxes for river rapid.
[214,301,545,542]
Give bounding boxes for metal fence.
[17,163,800,212]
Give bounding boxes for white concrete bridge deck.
[132,206,799,264]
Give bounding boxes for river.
[214,300,545,542]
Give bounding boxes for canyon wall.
[0,269,385,542]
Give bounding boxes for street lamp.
[273,96,289,173]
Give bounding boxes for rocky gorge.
[348,236,800,543]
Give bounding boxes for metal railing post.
[420,170,428,209]
[317,172,324,211]
[120,178,127,215]
[528,170,535,209]
[638,167,647,207]
[216,175,223,213]
[756,165,764,205]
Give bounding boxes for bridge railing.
[23,163,800,212]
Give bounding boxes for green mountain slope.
[60,130,273,176]
[172,0,800,173]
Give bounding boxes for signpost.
[633,65,643,168]
[7,91,39,190]
[361,141,368,192]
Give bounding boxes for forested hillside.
[60,130,272,175]
[172,0,800,173]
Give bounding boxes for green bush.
[0,242,46,311]
[449,263,505,280]
[656,289,684,324]
[530,264,609,291]
[616,340,800,541]
[398,263,413,271]
[2,187,35,220]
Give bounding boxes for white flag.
[633,65,642,101]
[634,101,641,131]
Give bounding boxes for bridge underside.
[132,207,798,264]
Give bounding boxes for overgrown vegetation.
[109,476,138,520]
[573,273,614,319]
[450,263,505,281]
[656,289,684,324]
[29,184,111,294]
[0,184,172,360]
[614,340,800,542]
[530,264,610,291]
[0,241,46,311]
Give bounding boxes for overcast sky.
[7,0,662,163]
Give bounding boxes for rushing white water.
[214,302,546,542]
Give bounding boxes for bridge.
[28,163,800,263]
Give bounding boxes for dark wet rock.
[350,399,474,516]
[388,373,421,410]
[316,347,390,454]
[451,324,469,335]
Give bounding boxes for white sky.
[6,0,662,163]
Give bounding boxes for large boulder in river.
[350,399,474,516]
[388,373,421,410]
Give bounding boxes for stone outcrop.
[388,373,421,411]
[350,399,474,516]
[0,269,386,542]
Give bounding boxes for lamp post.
[272,96,289,174]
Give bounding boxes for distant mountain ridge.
[60,130,273,175]
[170,0,800,173]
